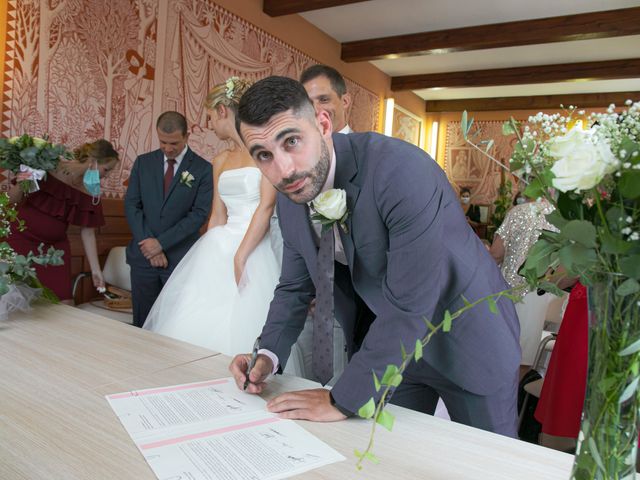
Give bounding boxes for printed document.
[107,377,344,479]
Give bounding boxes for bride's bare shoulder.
[211,150,231,172]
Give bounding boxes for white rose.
[8,136,20,144]
[549,123,618,192]
[32,137,48,148]
[312,188,347,220]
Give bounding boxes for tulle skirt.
[143,220,281,356]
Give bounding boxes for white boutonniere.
[180,171,194,188]
[311,188,349,234]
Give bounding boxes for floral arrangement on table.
[355,100,640,479]
[0,134,72,193]
[472,102,639,478]
[0,193,64,319]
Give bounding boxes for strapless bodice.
[218,167,262,223]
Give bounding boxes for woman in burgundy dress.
[7,139,119,302]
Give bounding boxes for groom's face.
[240,109,333,204]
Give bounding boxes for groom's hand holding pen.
[229,338,273,394]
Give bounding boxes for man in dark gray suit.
[229,77,520,437]
[125,111,213,327]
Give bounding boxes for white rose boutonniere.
[180,171,195,188]
[311,188,349,234]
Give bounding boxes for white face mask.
[461,197,470,204]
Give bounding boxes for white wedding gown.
[143,167,282,355]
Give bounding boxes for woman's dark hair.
[460,187,472,196]
[299,64,347,97]
[236,76,315,133]
[156,111,188,136]
[74,139,119,164]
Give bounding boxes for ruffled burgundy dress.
[8,175,105,300]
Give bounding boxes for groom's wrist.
[258,349,279,375]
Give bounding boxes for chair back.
[102,247,131,291]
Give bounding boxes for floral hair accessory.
[225,77,239,100]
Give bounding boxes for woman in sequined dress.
[490,198,559,377]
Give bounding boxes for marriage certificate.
[106,377,345,480]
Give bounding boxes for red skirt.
[534,283,588,437]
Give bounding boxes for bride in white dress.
[143,78,281,355]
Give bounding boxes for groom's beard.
[277,138,330,204]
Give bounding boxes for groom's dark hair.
[236,76,315,134]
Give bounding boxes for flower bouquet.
[463,101,640,479]
[0,134,72,193]
[0,193,64,319]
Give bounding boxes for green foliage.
[0,192,64,302]
[488,180,512,242]
[619,171,640,199]
[0,134,71,173]
[358,398,376,419]
[355,289,518,470]
[442,310,452,333]
[615,278,640,297]
[375,410,395,432]
[414,339,423,361]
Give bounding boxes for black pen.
[243,337,261,391]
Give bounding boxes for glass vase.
[571,278,640,479]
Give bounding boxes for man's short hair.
[299,64,347,97]
[237,76,315,130]
[156,111,188,136]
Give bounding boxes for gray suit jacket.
[260,132,520,414]
[124,148,213,269]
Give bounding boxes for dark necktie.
[312,226,335,385]
[164,159,176,196]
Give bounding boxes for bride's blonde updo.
[205,76,253,115]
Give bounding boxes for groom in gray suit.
[229,77,520,437]
[125,111,213,327]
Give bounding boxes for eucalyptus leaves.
[0,134,72,193]
[463,100,640,479]
[0,193,64,306]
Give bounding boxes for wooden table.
[0,304,576,479]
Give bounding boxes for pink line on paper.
[139,417,280,450]
[107,379,230,400]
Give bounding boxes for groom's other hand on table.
[230,353,273,394]
[138,237,163,259]
[267,389,347,422]
[149,252,168,268]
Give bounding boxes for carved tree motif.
[11,0,40,133]
[135,0,157,50]
[74,0,138,139]
[35,0,81,127]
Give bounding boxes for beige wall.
[214,0,426,128]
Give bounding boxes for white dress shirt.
[163,145,188,175]
[310,147,347,265]
[259,145,346,372]
[338,124,353,134]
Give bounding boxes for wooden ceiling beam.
[391,59,640,91]
[425,92,640,112]
[263,0,367,17]
[342,7,640,62]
